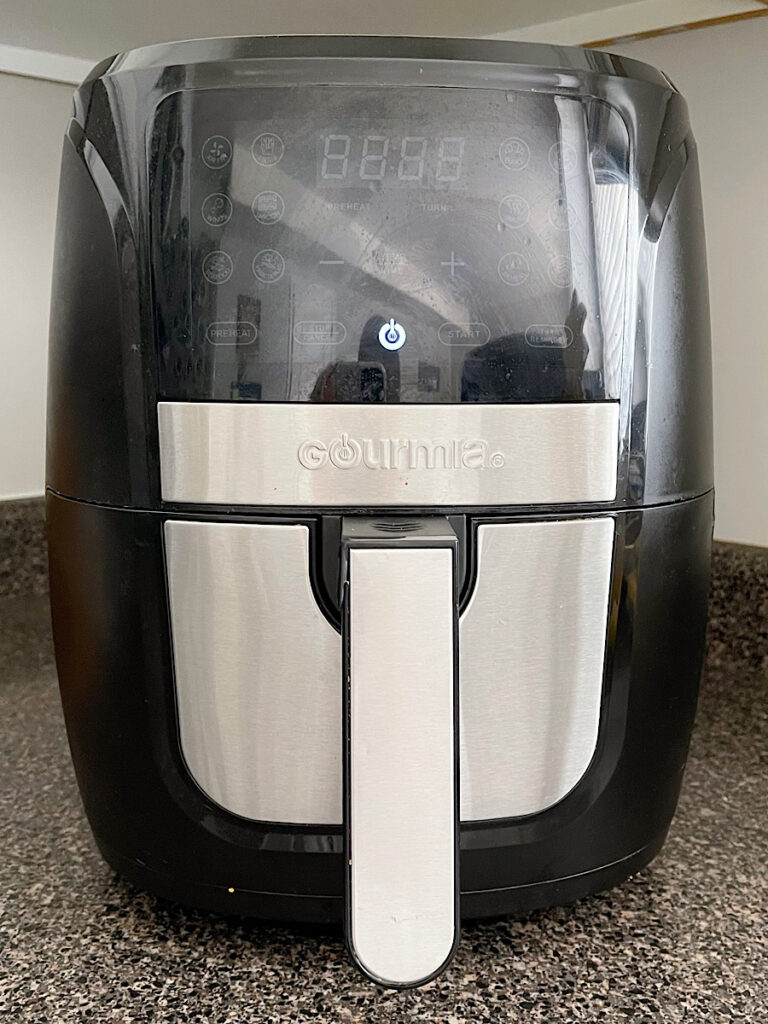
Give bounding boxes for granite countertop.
[0,542,766,1023]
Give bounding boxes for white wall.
[610,18,768,546]
[0,73,73,498]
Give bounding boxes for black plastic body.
[47,37,713,922]
[48,491,712,920]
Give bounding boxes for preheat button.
[206,322,258,346]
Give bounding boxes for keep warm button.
[438,322,491,347]
[205,321,258,346]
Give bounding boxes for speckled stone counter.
[0,497,47,599]
[0,543,766,1023]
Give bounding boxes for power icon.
[378,318,407,351]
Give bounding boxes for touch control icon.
[438,322,491,347]
[525,324,573,349]
[549,141,578,175]
[548,255,572,288]
[201,136,232,169]
[499,137,530,171]
[201,193,233,227]
[498,194,530,228]
[252,191,284,224]
[549,199,574,231]
[378,318,406,351]
[202,250,233,285]
[206,321,258,346]
[498,252,530,287]
[252,249,285,283]
[252,132,284,166]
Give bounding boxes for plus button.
[441,251,467,277]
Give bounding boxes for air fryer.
[47,36,713,988]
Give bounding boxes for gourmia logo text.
[298,434,505,470]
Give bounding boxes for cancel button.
[438,322,491,346]
[205,321,258,346]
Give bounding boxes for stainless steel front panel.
[164,520,341,824]
[165,517,613,827]
[460,518,614,820]
[347,547,457,986]
[158,401,619,507]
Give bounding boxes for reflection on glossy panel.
[151,88,629,404]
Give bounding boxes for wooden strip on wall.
[585,7,768,48]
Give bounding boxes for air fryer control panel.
[150,86,630,404]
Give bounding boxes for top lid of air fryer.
[138,37,651,406]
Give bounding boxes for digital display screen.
[315,132,466,187]
[150,86,630,403]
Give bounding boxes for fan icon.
[201,135,232,169]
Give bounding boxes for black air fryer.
[48,37,713,987]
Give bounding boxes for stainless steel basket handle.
[341,517,460,988]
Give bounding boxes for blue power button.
[378,318,407,351]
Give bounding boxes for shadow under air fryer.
[47,36,713,987]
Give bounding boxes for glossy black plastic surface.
[150,86,627,405]
[96,36,671,84]
[48,491,712,921]
[48,35,713,508]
